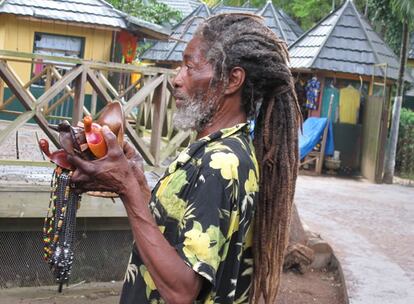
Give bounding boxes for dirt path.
[295,175,414,304]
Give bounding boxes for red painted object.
[39,139,74,170]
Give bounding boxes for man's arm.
[120,180,203,304]
[68,127,203,303]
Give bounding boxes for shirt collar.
[167,123,249,174]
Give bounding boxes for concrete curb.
[330,249,350,304]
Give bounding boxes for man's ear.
[224,67,245,96]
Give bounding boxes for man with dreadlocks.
[69,13,300,304]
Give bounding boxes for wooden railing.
[0,50,193,167]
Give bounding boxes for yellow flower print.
[183,221,211,263]
[144,270,156,290]
[244,224,253,248]
[244,169,258,194]
[209,152,239,180]
[140,265,157,299]
[156,169,188,221]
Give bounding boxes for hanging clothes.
[339,85,361,124]
[321,86,340,123]
[305,77,321,110]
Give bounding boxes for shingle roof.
[289,0,401,80]
[211,2,303,45]
[257,1,303,46]
[142,3,211,63]
[409,32,414,60]
[212,5,257,14]
[142,1,303,63]
[0,0,169,39]
[157,0,202,17]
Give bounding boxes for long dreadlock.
[196,14,302,304]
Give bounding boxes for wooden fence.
[0,50,193,167]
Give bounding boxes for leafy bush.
[396,108,414,179]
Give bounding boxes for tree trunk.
[383,20,409,184]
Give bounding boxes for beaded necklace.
[43,167,81,292]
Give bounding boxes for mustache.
[172,89,189,100]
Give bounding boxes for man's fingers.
[71,170,91,184]
[67,154,94,175]
[101,125,119,151]
[123,141,138,159]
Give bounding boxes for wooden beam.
[0,78,4,106]
[0,60,36,111]
[159,130,192,163]
[0,160,54,167]
[73,68,87,126]
[91,90,97,116]
[124,74,164,115]
[98,71,119,99]
[0,110,35,146]
[45,65,52,91]
[125,123,155,166]
[0,185,127,218]
[36,65,83,108]
[86,69,113,104]
[0,50,176,75]
[118,76,141,99]
[44,91,71,115]
[150,77,167,165]
[50,66,91,117]
[0,67,48,111]
[0,60,59,147]
[33,112,60,148]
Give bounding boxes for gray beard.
[173,91,217,132]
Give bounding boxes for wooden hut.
[289,0,403,182]
[141,1,303,67]
[0,0,169,119]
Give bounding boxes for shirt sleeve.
[174,170,235,288]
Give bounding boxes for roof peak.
[289,0,401,80]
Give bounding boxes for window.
[32,33,84,84]
[34,33,83,58]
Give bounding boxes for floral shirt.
[120,123,259,304]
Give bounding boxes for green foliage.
[107,0,182,25]
[290,0,333,29]
[396,108,414,179]
[391,0,414,22]
[368,0,402,54]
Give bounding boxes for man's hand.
[67,126,150,201]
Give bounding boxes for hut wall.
[0,16,5,50]
[1,15,113,85]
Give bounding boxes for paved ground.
[295,175,414,304]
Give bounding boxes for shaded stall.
[289,0,402,182]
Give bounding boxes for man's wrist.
[118,177,141,199]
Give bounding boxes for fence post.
[0,78,4,106]
[73,66,86,126]
[150,76,167,166]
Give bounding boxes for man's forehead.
[183,37,208,60]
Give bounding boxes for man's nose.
[173,67,183,88]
